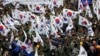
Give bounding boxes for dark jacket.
[88,50,98,56]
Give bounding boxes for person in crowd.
[50,46,56,56]
[10,38,21,56]
[71,44,79,56]
[88,45,98,56]
[2,38,10,56]
[43,38,50,56]
[0,0,100,56]
[55,43,65,56]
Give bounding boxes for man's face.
[92,40,96,45]
[90,46,95,51]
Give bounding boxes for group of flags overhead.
[80,0,100,20]
[0,0,100,56]
[0,0,97,39]
[78,0,93,18]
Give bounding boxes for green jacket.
[55,46,65,56]
[43,42,50,56]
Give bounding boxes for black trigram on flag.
[81,51,85,55]
[99,9,100,14]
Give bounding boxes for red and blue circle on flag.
[53,0,57,5]
[67,11,72,17]
[36,5,40,11]
[55,17,60,24]
[82,20,87,25]
[31,15,35,19]
[0,25,4,31]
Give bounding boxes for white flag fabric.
[10,32,14,43]
[96,8,100,20]
[79,15,94,36]
[33,5,45,14]
[7,14,15,26]
[48,0,58,11]
[2,0,13,6]
[62,17,70,24]
[0,26,10,36]
[7,14,21,26]
[23,30,27,43]
[85,0,93,18]
[37,15,47,34]
[32,35,38,43]
[12,9,21,19]
[66,18,74,31]
[9,32,14,49]
[13,20,21,26]
[28,14,36,35]
[78,45,87,56]
[63,9,73,18]
[3,15,18,31]
[35,29,44,46]
[97,0,100,8]
[80,0,92,18]
[54,16,63,33]
[24,44,33,54]
[78,0,84,12]
[35,16,45,34]
[15,2,20,9]
[96,0,100,20]
[92,0,100,20]
[63,9,81,19]
[50,15,58,37]
[27,3,33,12]
[79,16,92,28]
[92,0,97,14]
[34,48,38,56]
[18,11,28,24]
[87,26,94,36]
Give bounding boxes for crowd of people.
[0,0,100,56]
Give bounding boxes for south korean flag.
[78,45,87,56]
[54,17,63,27]
[79,15,92,28]
[54,17,63,33]
[63,9,80,19]
[34,5,45,14]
